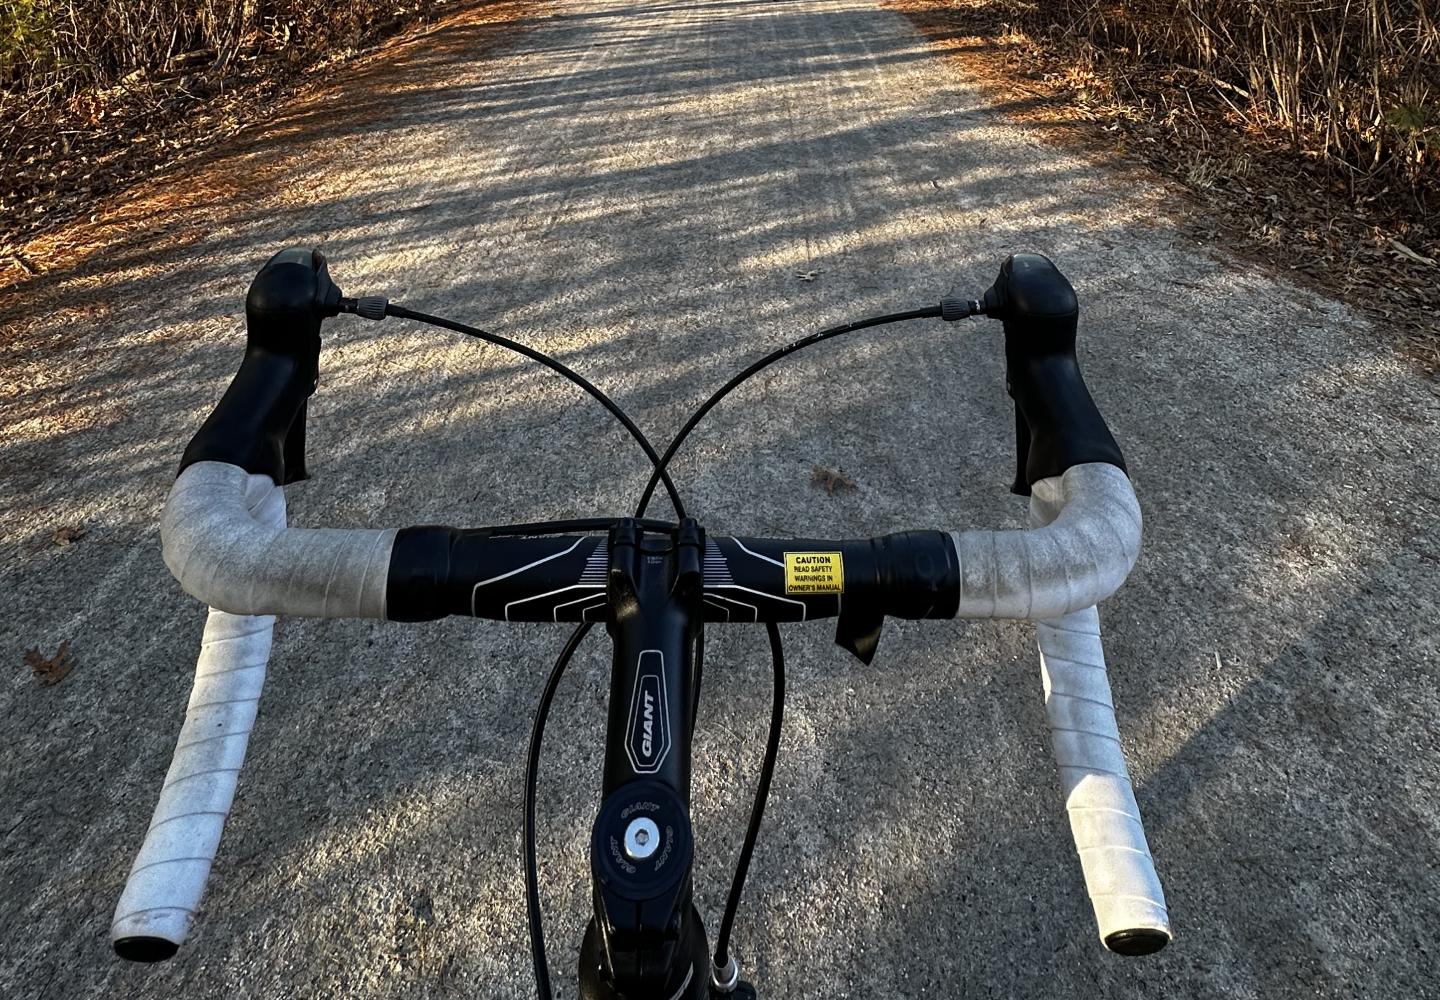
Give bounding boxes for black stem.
[407,299,943,999]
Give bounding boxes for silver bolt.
[623,817,660,860]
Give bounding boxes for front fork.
[579,519,711,1000]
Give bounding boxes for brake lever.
[978,253,1126,497]
[181,247,343,484]
[282,400,311,483]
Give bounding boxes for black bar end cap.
[1103,927,1170,956]
[113,935,179,963]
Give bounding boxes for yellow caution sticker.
[784,551,844,595]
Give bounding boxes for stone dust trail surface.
[2,1,1437,998]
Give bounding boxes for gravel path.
[3,1,1438,998]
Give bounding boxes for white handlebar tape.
[115,465,394,959]
[111,477,293,959]
[128,459,1164,958]
[946,463,1168,949]
[1036,608,1171,951]
[948,463,1141,620]
[111,608,274,959]
[162,462,393,618]
[1027,467,1171,953]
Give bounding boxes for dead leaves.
[51,524,87,546]
[812,465,857,495]
[25,522,86,687]
[24,523,88,556]
[25,641,73,687]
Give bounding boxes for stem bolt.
[623,817,660,860]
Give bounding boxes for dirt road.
[2,1,1437,997]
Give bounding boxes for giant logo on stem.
[625,650,671,774]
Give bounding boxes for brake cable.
[344,297,681,1000]
[342,298,687,518]
[632,305,947,517]
[521,302,971,998]
[524,621,594,1000]
[713,622,785,977]
[630,302,1003,984]
[347,293,976,998]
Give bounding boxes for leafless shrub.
[1010,0,1439,193]
[1,1,429,95]
[0,1,462,250]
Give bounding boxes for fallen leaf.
[811,465,857,495]
[52,524,87,546]
[25,641,73,687]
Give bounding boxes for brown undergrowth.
[0,1,542,284]
[889,0,1439,374]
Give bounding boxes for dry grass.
[0,0,541,328]
[1,1,444,94]
[1007,0,1439,200]
[0,1,487,253]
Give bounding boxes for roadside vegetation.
[1011,0,1438,198]
[0,1,475,263]
[3,0,1436,355]
[895,0,1438,361]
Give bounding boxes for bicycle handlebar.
[111,248,1172,965]
[157,458,1139,635]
